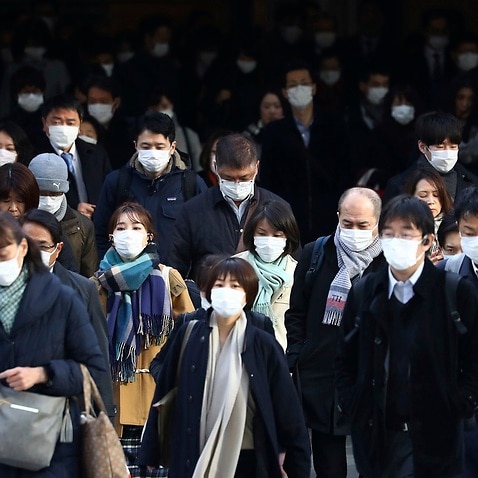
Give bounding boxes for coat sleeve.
[79,215,99,278]
[167,266,195,318]
[168,203,194,278]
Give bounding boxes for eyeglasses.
[37,243,57,252]
[380,233,423,241]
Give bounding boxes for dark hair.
[0,121,34,165]
[10,66,46,96]
[243,200,300,256]
[10,18,51,61]
[42,95,84,121]
[80,114,105,143]
[146,85,177,109]
[21,208,63,244]
[437,209,459,248]
[108,202,156,237]
[0,163,39,211]
[0,211,46,274]
[283,59,316,87]
[454,185,478,221]
[86,76,122,100]
[358,62,391,83]
[415,111,462,145]
[379,194,434,236]
[139,15,171,40]
[194,253,228,291]
[403,167,454,215]
[199,129,232,171]
[204,257,259,311]
[383,84,425,117]
[135,111,175,143]
[215,133,257,170]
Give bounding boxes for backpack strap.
[181,169,197,202]
[304,235,331,297]
[115,166,134,206]
[445,271,467,335]
[343,274,370,343]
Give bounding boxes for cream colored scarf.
[193,311,249,478]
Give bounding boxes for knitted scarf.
[323,226,382,326]
[96,246,173,382]
[244,251,292,328]
[53,195,68,222]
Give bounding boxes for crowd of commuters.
[1,1,478,477]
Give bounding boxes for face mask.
[254,236,287,262]
[101,63,114,77]
[457,52,478,71]
[366,86,388,105]
[117,51,134,63]
[152,42,169,58]
[48,125,79,149]
[200,293,211,310]
[428,35,448,50]
[18,92,44,112]
[426,147,458,173]
[381,237,423,271]
[112,230,147,259]
[78,134,97,144]
[137,149,171,174]
[0,248,22,287]
[459,235,478,264]
[236,59,257,74]
[0,148,17,166]
[391,105,415,125]
[38,194,64,214]
[219,177,255,202]
[320,70,341,86]
[210,287,245,318]
[40,245,58,269]
[281,25,302,44]
[314,32,336,48]
[287,85,313,109]
[160,108,174,118]
[88,103,114,125]
[24,46,46,61]
[340,226,377,252]
[199,51,217,66]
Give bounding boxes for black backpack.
[303,235,331,297]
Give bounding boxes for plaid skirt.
[121,425,168,478]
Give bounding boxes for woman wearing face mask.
[139,257,311,477]
[234,200,299,350]
[403,167,454,264]
[197,129,230,187]
[0,211,106,477]
[0,121,34,166]
[94,202,194,478]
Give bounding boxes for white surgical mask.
[211,287,245,318]
[366,87,388,105]
[199,51,217,66]
[78,134,97,144]
[112,230,147,259]
[457,52,478,72]
[219,177,254,202]
[38,194,64,214]
[18,92,44,112]
[254,236,287,262]
[160,108,174,118]
[88,103,114,125]
[24,46,46,61]
[137,149,171,175]
[40,245,58,269]
[117,51,134,63]
[0,249,22,287]
[0,148,17,166]
[426,147,458,173]
[48,125,79,149]
[391,105,415,125]
[236,59,257,74]
[287,85,313,109]
[320,70,341,86]
[459,235,478,264]
[381,237,423,271]
[340,226,377,252]
[101,63,114,77]
[428,35,448,50]
[200,293,211,310]
[152,42,169,58]
[314,32,336,48]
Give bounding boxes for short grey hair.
[337,187,382,220]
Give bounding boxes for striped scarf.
[96,246,173,382]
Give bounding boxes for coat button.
[188,395,193,402]
[200,336,205,343]
[191,365,196,372]
[374,337,381,345]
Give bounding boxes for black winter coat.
[336,260,478,478]
[138,318,310,477]
[0,271,106,477]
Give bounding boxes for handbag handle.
[80,364,107,416]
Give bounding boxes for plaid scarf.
[0,267,28,335]
[323,226,382,326]
[96,245,173,382]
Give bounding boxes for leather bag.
[80,365,129,478]
[0,384,69,471]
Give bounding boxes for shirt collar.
[387,261,425,299]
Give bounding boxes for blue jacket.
[138,318,310,477]
[0,270,106,477]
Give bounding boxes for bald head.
[338,187,381,220]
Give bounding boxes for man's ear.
[42,117,48,134]
[112,97,121,112]
[418,140,428,156]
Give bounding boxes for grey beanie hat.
[28,153,69,193]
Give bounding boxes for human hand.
[429,249,444,265]
[77,202,96,219]
[0,367,48,391]
[279,452,288,478]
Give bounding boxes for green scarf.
[0,267,28,335]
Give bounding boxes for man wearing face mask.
[261,60,350,243]
[93,111,206,263]
[337,195,478,478]
[383,111,478,204]
[286,187,385,478]
[169,133,287,279]
[28,152,98,278]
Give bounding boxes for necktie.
[61,152,75,177]
[393,281,408,304]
